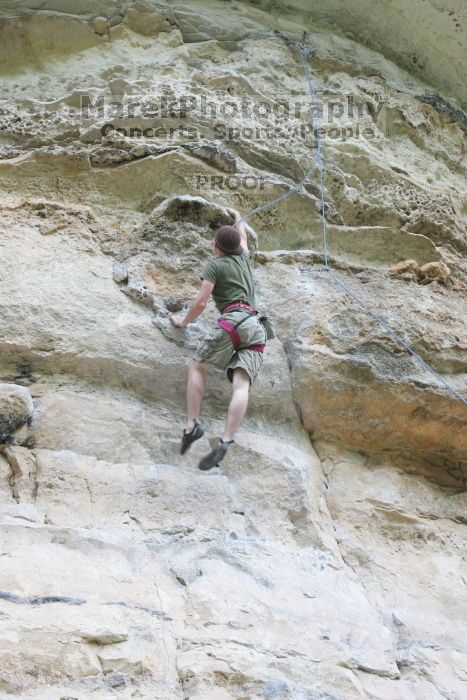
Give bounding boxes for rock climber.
[169,208,268,470]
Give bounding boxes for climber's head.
[213,225,242,256]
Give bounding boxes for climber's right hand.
[170,314,186,328]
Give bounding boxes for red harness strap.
[222,301,258,315]
[217,319,265,353]
[217,319,241,348]
[243,343,265,353]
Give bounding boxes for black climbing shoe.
[198,439,233,471]
[180,421,205,455]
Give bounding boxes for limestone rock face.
[0,1,466,699]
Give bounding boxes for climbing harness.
[217,312,265,353]
[231,30,466,404]
[221,301,259,315]
[219,301,276,342]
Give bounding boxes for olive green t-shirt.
[200,250,255,313]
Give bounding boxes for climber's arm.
[170,279,214,328]
[227,207,248,253]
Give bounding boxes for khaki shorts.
[194,310,267,384]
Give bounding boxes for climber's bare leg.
[185,360,209,432]
[198,368,251,471]
[222,368,251,442]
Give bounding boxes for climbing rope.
[233,33,320,230]
[233,31,466,404]
[297,41,329,270]
[321,271,467,403]
[235,151,320,227]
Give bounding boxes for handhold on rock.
[113,262,128,284]
[92,17,109,35]
[182,142,236,173]
[124,3,177,36]
[81,629,129,645]
[149,194,258,250]
[151,194,229,227]
[90,147,134,166]
[389,260,418,275]
[108,15,124,28]
[388,259,451,285]
[108,78,128,95]
[418,261,450,285]
[0,384,34,443]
